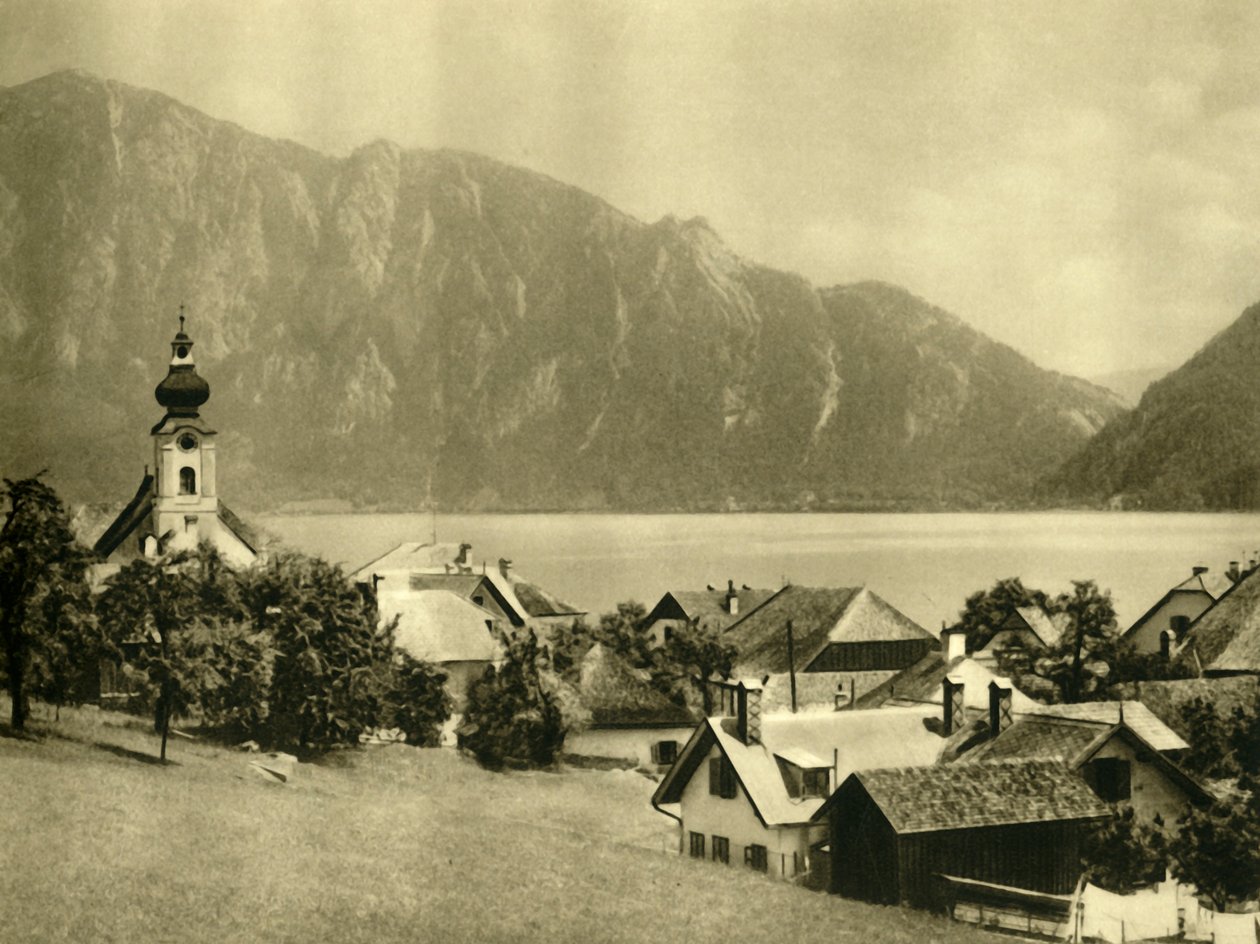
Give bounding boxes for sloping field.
[0,702,1000,944]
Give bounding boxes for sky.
[2,0,1260,379]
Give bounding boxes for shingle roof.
[384,589,502,663]
[653,705,945,826]
[845,760,1110,834]
[651,587,780,632]
[576,644,696,727]
[1012,606,1069,647]
[511,579,583,618]
[92,474,155,557]
[960,717,1106,764]
[854,653,1037,713]
[1177,566,1260,673]
[726,586,934,675]
[1029,701,1188,752]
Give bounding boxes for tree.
[459,628,565,769]
[0,476,95,731]
[240,551,397,751]
[650,618,736,713]
[1082,806,1168,893]
[380,652,451,747]
[947,577,1050,653]
[999,580,1122,703]
[96,552,202,761]
[1170,783,1260,911]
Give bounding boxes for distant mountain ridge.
[1047,302,1260,510]
[0,70,1125,512]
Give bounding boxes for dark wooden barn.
[815,759,1110,912]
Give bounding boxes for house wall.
[830,780,901,904]
[1127,592,1214,655]
[1084,737,1195,823]
[643,617,687,650]
[806,639,935,672]
[980,628,1043,654]
[565,726,694,768]
[678,742,822,879]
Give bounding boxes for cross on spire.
[178,303,186,333]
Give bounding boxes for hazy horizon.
[3,1,1260,379]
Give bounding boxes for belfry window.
[179,466,196,495]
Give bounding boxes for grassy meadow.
[0,700,1002,944]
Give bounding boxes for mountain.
[1047,302,1260,510]
[0,70,1125,512]
[1085,365,1173,409]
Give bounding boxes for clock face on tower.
[177,433,198,452]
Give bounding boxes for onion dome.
[154,311,210,415]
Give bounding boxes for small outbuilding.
[816,759,1110,911]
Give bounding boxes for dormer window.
[776,751,832,799]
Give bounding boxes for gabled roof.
[1124,572,1221,639]
[854,653,1037,713]
[92,474,155,558]
[92,475,258,559]
[352,542,471,580]
[652,705,944,827]
[1177,565,1260,673]
[575,644,696,727]
[825,760,1110,834]
[959,716,1108,765]
[509,579,584,618]
[1029,701,1188,752]
[385,589,501,663]
[643,587,780,632]
[1004,606,1069,648]
[1124,677,1260,742]
[725,586,934,675]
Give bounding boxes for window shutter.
[709,757,721,795]
[650,742,662,764]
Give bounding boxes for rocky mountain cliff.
[1046,302,1260,510]
[0,71,1124,512]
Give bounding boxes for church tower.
[150,315,220,553]
[93,311,257,566]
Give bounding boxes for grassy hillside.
[0,700,1002,943]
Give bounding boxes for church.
[93,315,258,567]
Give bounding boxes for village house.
[93,316,258,570]
[562,643,698,770]
[387,589,504,711]
[816,759,1110,913]
[640,581,778,649]
[721,585,939,710]
[955,700,1209,824]
[650,679,945,881]
[352,543,584,635]
[974,605,1067,662]
[1123,566,1228,658]
[1175,563,1260,677]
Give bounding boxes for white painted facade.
[676,741,823,879]
[565,725,694,769]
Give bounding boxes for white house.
[651,680,944,880]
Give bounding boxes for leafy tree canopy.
[947,577,1049,653]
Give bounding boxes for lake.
[253,511,1260,632]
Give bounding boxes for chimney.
[736,680,763,745]
[941,623,967,662]
[1228,561,1242,584]
[1193,565,1208,577]
[942,677,965,735]
[498,558,513,580]
[456,543,472,566]
[989,680,1013,737]
[725,579,739,616]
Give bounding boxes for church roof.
[92,474,155,558]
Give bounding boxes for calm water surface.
[253,512,1260,631]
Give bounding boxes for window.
[663,626,673,644]
[1088,758,1132,803]
[744,844,768,873]
[801,768,830,799]
[689,831,705,859]
[651,740,679,765]
[179,466,196,495]
[711,836,730,865]
[709,756,737,799]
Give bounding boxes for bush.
[381,653,450,747]
[460,629,565,769]
[1082,806,1168,893]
